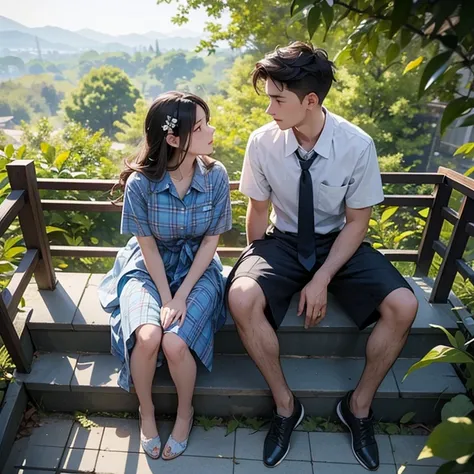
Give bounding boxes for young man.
[226,42,419,471]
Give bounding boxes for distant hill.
[0,15,203,53]
[0,30,74,52]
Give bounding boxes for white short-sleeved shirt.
[239,107,384,235]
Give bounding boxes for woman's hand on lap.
[161,295,187,329]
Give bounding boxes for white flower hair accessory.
[162,115,178,132]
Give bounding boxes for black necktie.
[295,149,318,271]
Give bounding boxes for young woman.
[98,91,232,460]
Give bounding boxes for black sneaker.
[263,396,305,468]
[337,391,379,471]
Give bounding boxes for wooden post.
[6,161,56,290]
[415,175,452,276]
[0,296,30,373]
[430,196,474,303]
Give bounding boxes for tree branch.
[335,0,472,69]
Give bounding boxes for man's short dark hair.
[252,41,336,105]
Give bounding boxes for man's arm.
[246,198,270,244]
[298,206,372,328]
[318,206,371,282]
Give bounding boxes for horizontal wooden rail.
[467,222,474,237]
[379,249,418,262]
[42,200,121,212]
[0,190,25,236]
[1,249,39,317]
[441,206,459,226]
[36,173,445,192]
[380,172,443,184]
[456,259,474,284]
[41,195,436,213]
[439,167,474,200]
[50,246,245,259]
[49,245,418,262]
[382,195,434,207]
[433,240,447,258]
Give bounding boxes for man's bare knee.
[228,277,266,323]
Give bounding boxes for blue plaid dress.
[98,158,232,391]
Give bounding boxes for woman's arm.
[136,235,172,304]
[175,234,220,300]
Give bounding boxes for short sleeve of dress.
[120,173,153,237]
[206,163,233,236]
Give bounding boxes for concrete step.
[16,352,465,423]
[24,273,459,358]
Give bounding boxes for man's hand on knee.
[297,272,329,329]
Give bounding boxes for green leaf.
[419,417,474,462]
[457,0,474,38]
[320,1,334,42]
[460,115,474,128]
[54,151,70,170]
[307,5,321,39]
[373,242,384,249]
[418,51,452,99]
[4,144,14,159]
[400,28,411,49]
[3,247,25,260]
[91,237,99,245]
[441,395,474,421]
[195,416,222,431]
[0,260,15,273]
[389,0,412,38]
[369,218,378,227]
[454,143,474,157]
[394,230,415,243]
[384,423,400,435]
[455,331,466,349]
[400,412,416,424]
[436,458,474,474]
[291,0,315,16]
[226,418,240,436]
[385,42,401,65]
[40,142,49,154]
[464,166,474,178]
[431,1,458,37]
[368,34,379,56]
[381,206,398,223]
[334,46,352,65]
[45,226,68,234]
[441,98,474,136]
[430,324,459,348]
[3,235,24,252]
[403,346,474,382]
[403,56,424,75]
[418,208,430,218]
[243,417,266,432]
[16,145,26,159]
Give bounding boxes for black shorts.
[225,227,414,330]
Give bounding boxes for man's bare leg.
[351,288,418,417]
[227,277,293,417]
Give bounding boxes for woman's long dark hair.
[118,91,213,190]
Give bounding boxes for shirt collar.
[151,156,207,194]
[284,106,333,159]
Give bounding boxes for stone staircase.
[16,271,466,423]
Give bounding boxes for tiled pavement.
[4,416,444,474]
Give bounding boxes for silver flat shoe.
[162,408,194,461]
[139,407,161,459]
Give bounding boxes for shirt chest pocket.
[189,201,214,235]
[316,182,348,215]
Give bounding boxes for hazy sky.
[2,0,226,34]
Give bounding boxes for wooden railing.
[0,160,473,373]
